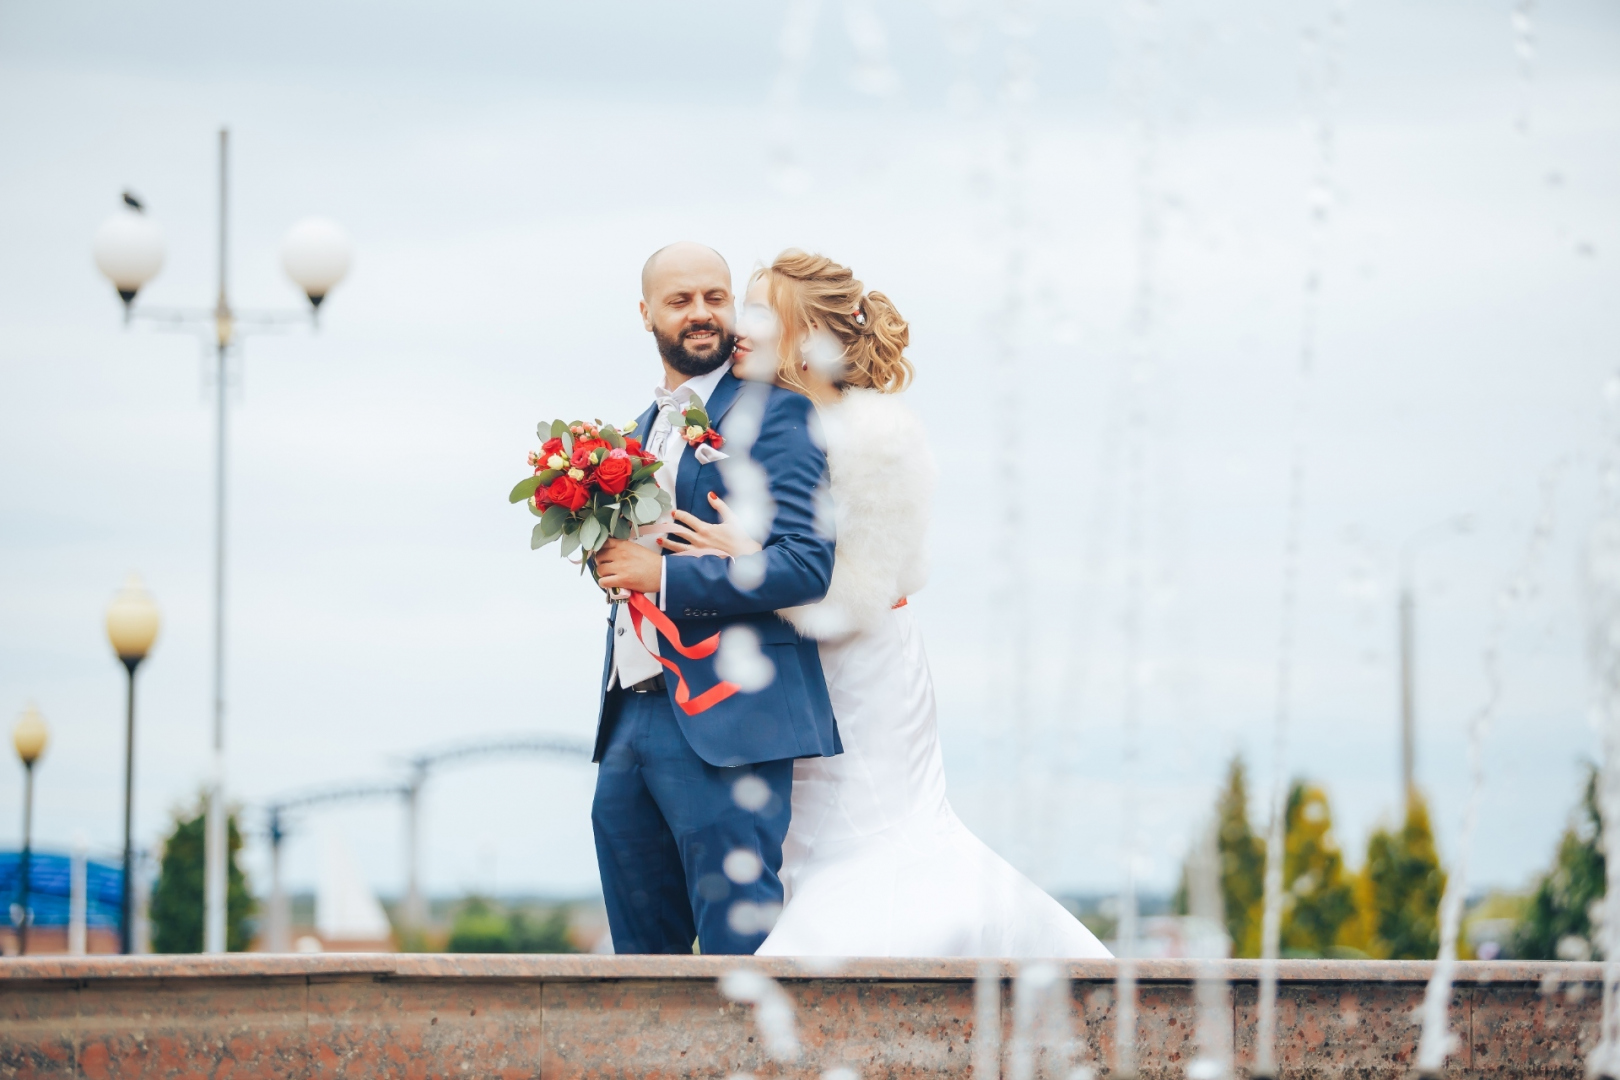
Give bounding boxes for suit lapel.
[676,369,742,513]
[704,368,744,427]
[630,401,658,446]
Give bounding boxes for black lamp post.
[105,574,161,954]
[11,703,49,956]
[93,129,351,952]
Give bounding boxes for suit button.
[617,628,625,637]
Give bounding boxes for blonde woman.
[659,250,1109,957]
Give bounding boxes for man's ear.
[640,300,653,332]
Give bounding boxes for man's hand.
[594,538,663,595]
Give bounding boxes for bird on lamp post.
[106,574,161,955]
[11,704,49,956]
[92,128,352,953]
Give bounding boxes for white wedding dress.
[756,390,1111,958]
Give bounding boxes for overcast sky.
[1,0,1618,904]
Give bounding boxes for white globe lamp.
[280,217,352,313]
[93,207,166,313]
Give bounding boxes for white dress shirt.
[610,362,732,690]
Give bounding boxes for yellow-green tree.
[1513,764,1604,960]
[1357,793,1446,959]
[1279,781,1358,955]
[1216,757,1266,957]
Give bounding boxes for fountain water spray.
[719,968,802,1063]
[992,0,1039,874]
[1415,467,1562,1075]
[1591,518,1620,1078]
[974,962,1003,1079]
[1255,5,1348,1075]
[1009,962,1092,1080]
[1187,819,1233,1080]
[1112,0,1164,1072]
[766,0,823,195]
[1587,374,1620,1080]
[1511,0,1538,136]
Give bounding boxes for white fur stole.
[779,389,937,640]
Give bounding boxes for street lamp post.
[105,574,162,954]
[11,704,49,956]
[1397,514,1474,810]
[94,128,351,952]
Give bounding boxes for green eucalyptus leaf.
[540,504,570,537]
[509,475,545,503]
[580,515,603,551]
[560,530,582,557]
[531,522,562,550]
[602,427,625,450]
[537,469,561,483]
[550,419,568,439]
[634,497,663,525]
[560,430,574,455]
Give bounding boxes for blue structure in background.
[1,851,124,931]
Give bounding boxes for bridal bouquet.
[508,419,672,567]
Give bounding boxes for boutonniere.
[680,399,725,450]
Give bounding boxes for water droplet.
[724,849,764,884]
[697,872,731,902]
[718,626,776,692]
[720,968,770,1002]
[732,775,771,811]
[729,901,762,935]
[1556,934,1591,961]
[804,330,846,380]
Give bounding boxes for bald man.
[586,242,840,955]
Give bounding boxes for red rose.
[623,437,643,456]
[699,428,724,450]
[571,439,608,469]
[540,436,563,458]
[544,474,589,512]
[596,453,634,494]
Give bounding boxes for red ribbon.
[627,592,741,716]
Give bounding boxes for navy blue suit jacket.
[593,371,842,768]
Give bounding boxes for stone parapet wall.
[0,955,1598,1078]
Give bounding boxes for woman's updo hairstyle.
[755,249,913,396]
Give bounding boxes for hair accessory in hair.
[853,307,866,326]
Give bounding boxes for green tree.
[1514,763,1604,960]
[447,897,578,954]
[1216,757,1266,957]
[149,802,256,953]
[1359,792,1446,960]
[1280,781,1358,956]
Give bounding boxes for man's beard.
[655,321,736,377]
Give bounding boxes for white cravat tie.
[649,385,694,460]
[610,364,731,690]
[610,388,687,689]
